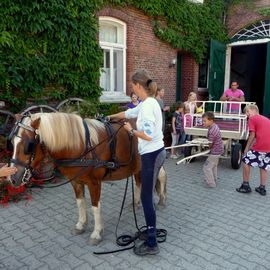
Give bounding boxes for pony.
[7,112,167,245]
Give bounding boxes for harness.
[54,117,134,172]
[9,115,135,186]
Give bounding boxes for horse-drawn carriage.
[168,100,255,169]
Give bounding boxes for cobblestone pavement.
[1,157,270,270]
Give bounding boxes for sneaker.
[236,183,252,193]
[170,154,178,159]
[255,186,266,196]
[133,241,160,256]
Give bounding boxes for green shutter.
[208,39,226,101]
[263,42,270,117]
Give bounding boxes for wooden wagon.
[166,101,255,169]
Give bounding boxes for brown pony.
[7,112,166,245]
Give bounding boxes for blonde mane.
[30,113,104,152]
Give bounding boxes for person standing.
[109,70,166,256]
[202,112,224,188]
[170,102,185,159]
[127,92,141,109]
[236,104,270,196]
[220,81,245,113]
[155,88,170,132]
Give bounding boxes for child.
[170,102,185,159]
[236,104,270,196]
[127,92,141,109]
[184,91,197,114]
[202,112,224,187]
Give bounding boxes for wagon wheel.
[183,146,197,162]
[231,142,242,169]
[0,110,16,137]
[20,104,57,116]
[56,97,85,113]
[0,110,16,161]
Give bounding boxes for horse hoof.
[71,227,86,235]
[88,238,102,246]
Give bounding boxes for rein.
[33,118,135,189]
[54,118,134,169]
[93,175,167,255]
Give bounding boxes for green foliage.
[224,0,253,8]
[0,0,103,108]
[0,0,232,109]
[103,0,228,63]
[56,98,123,118]
[258,7,270,17]
[99,103,123,115]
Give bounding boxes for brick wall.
[180,54,199,102]
[226,0,270,37]
[97,6,198,106]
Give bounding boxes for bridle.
[9,117,40,186]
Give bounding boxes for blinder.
[6,124,18,152]
[6,119,40,155]
[6,138,13,152]
[24,138,39,155]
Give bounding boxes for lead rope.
[93,176,167,255]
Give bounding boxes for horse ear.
[31,117,41,129]
[15,114,22,121]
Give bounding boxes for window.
[99,17,128,103]
[189,0,204,3]
[232,20,270,41]
[198,58,209,91]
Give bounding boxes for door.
[263,42,270,117]
[208,39,226,101]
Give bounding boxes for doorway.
[230,43,267,112]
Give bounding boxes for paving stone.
[21,254,44,269]
[1,159,270,269]
[1,255,27,270]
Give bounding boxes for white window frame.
[198,58,209,93]
[189,0,204,3]
[99,17,129,103]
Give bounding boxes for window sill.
[100,92,130,103]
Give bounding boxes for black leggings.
[141,147,166,246]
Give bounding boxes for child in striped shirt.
[202,112,224,188]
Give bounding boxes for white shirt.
[125,97,164,155]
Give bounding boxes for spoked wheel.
[0,110,16,161]
[183,146,197,163]
[20,105,57,116]
[231,142,242,169]
[56,97,85,113]
[0,110,16,137]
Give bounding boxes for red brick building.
[224,0,270,116]
[97,6,199,107]
[97,1,270,116]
